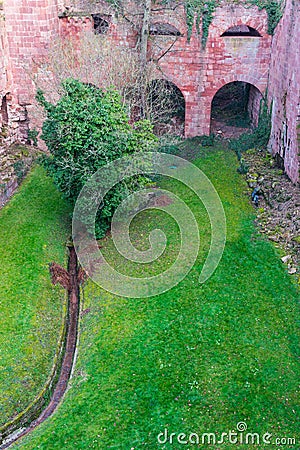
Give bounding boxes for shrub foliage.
[38,79,157,237]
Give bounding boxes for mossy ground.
[0,165,71,426]
[12,145,299,449]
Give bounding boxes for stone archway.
[221,24,262,37]
[146,79,186,136]
[210,81,263,138]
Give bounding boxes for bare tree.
[31,1,185,134]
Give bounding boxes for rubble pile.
[244,149,300,277]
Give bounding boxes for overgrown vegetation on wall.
[229,98,272,173]
[106,0,283,47]
[181,0,284,46]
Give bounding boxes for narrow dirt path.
[0,247,80,449]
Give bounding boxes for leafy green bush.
[38,79,157,238]
[198,134,216,147]
[237,158,250,174]
[28,128,39,147]
[13,160,26,183]
[157,135,183,155]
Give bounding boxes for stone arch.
[207,76,265,132]
[210,80,264,136]
[146,78,186,135]
[221,24,261,37]
[149,22,182,36]
[219,18,266,37]
[210,76,265,100]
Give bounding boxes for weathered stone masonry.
[0,0,299,183]
[268,0,300,184]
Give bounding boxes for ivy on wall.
[184,0,284,47]
[185,0,217,45]
[104,0,284,48]
[247,0,284,34]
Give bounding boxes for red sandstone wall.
[0,12,9,98]
[154,3,271,136]
[0,8,15,144]
[58,0,138,48]
[58,1,272,137]
[1,0,299,184]
[248,85,263,127]
[2,0,61,142]
[268,0,300,184]
[0,12,8,105]
[0,6,29,146]
[1,0,273,144]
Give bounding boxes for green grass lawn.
[11,147,300,449]
[0,165,71,427]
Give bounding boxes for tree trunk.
[139,0,151,118]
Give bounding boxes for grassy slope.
[14,148,299,449]
[0,165,71,426]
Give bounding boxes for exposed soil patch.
[149,192,173,207]
[49,262,71,290]
[211,119,251,139]
[243,149,300,276]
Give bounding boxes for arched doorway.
[146,79,185,136]
[210,81,263,138]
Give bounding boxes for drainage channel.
[0,246,80,449]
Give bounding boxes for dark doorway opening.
[210,82,263,138]
[149,23,182,36]
[92,14,110,35]
[222,25,261,37]
[1,95,8,126]
[147,79,185,136]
